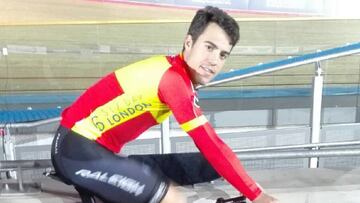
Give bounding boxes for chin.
[202,77,213,84]
[193,77,211,86]
[198,80,210,85]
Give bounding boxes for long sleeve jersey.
[60,54,262,201]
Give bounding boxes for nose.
[208,52,219,66]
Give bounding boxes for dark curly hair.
[187,6,240,47]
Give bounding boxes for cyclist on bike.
[51,6,278,203]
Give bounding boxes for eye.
[206,45,214,51]
[220,52,228,60]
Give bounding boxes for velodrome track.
[1,0,294,26]
[1,0,359,93]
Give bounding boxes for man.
[51,6,279,203]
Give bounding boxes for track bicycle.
[44,170,247,203]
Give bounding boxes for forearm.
[189,125,262,201]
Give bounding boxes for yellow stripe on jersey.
[180,115,208,132]
[72,118,100,140]
[72,98,153,139]
[114,56,172,123]
[72,56,173,139]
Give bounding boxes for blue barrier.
[0,108,62,124]
[199,42,360,88]
[1,86,360,123]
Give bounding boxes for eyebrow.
[205,41,230,56]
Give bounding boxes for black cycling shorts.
[51,125,169,203]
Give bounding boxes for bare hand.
[252,192,279,203]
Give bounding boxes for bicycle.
[44,170,247,203]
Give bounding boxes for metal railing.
[194,41,360,168]
[1,141,360,193]
[197,42,360,89]
[1,42,360,194]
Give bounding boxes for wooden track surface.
[1,0,359,93]
[0,0,300,25]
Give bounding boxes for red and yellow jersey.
[60,54,261,200]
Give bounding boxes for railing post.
[309,61,324,168]
[160,118,171,154]
[17,166,24,192]
[4,125,17,178]
[4,126,14,159]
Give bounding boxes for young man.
[51,6,279,203]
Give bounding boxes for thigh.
[129,152,220,186]
[65,156,168,203]
[52,127,169,203]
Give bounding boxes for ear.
[184,35,193,51]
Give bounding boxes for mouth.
[200,65,215,74]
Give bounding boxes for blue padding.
[1,86,360,124]
[0,108,62,124]
[0,93,79,104]
[213,42,360,82]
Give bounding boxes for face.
[183,22,233,86]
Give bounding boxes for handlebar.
[216,195,246,203]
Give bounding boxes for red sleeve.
[158,67,262,201]
[188,124,262,201]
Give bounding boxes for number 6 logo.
[91,116,105,132]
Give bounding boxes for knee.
[160,184,187,203]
